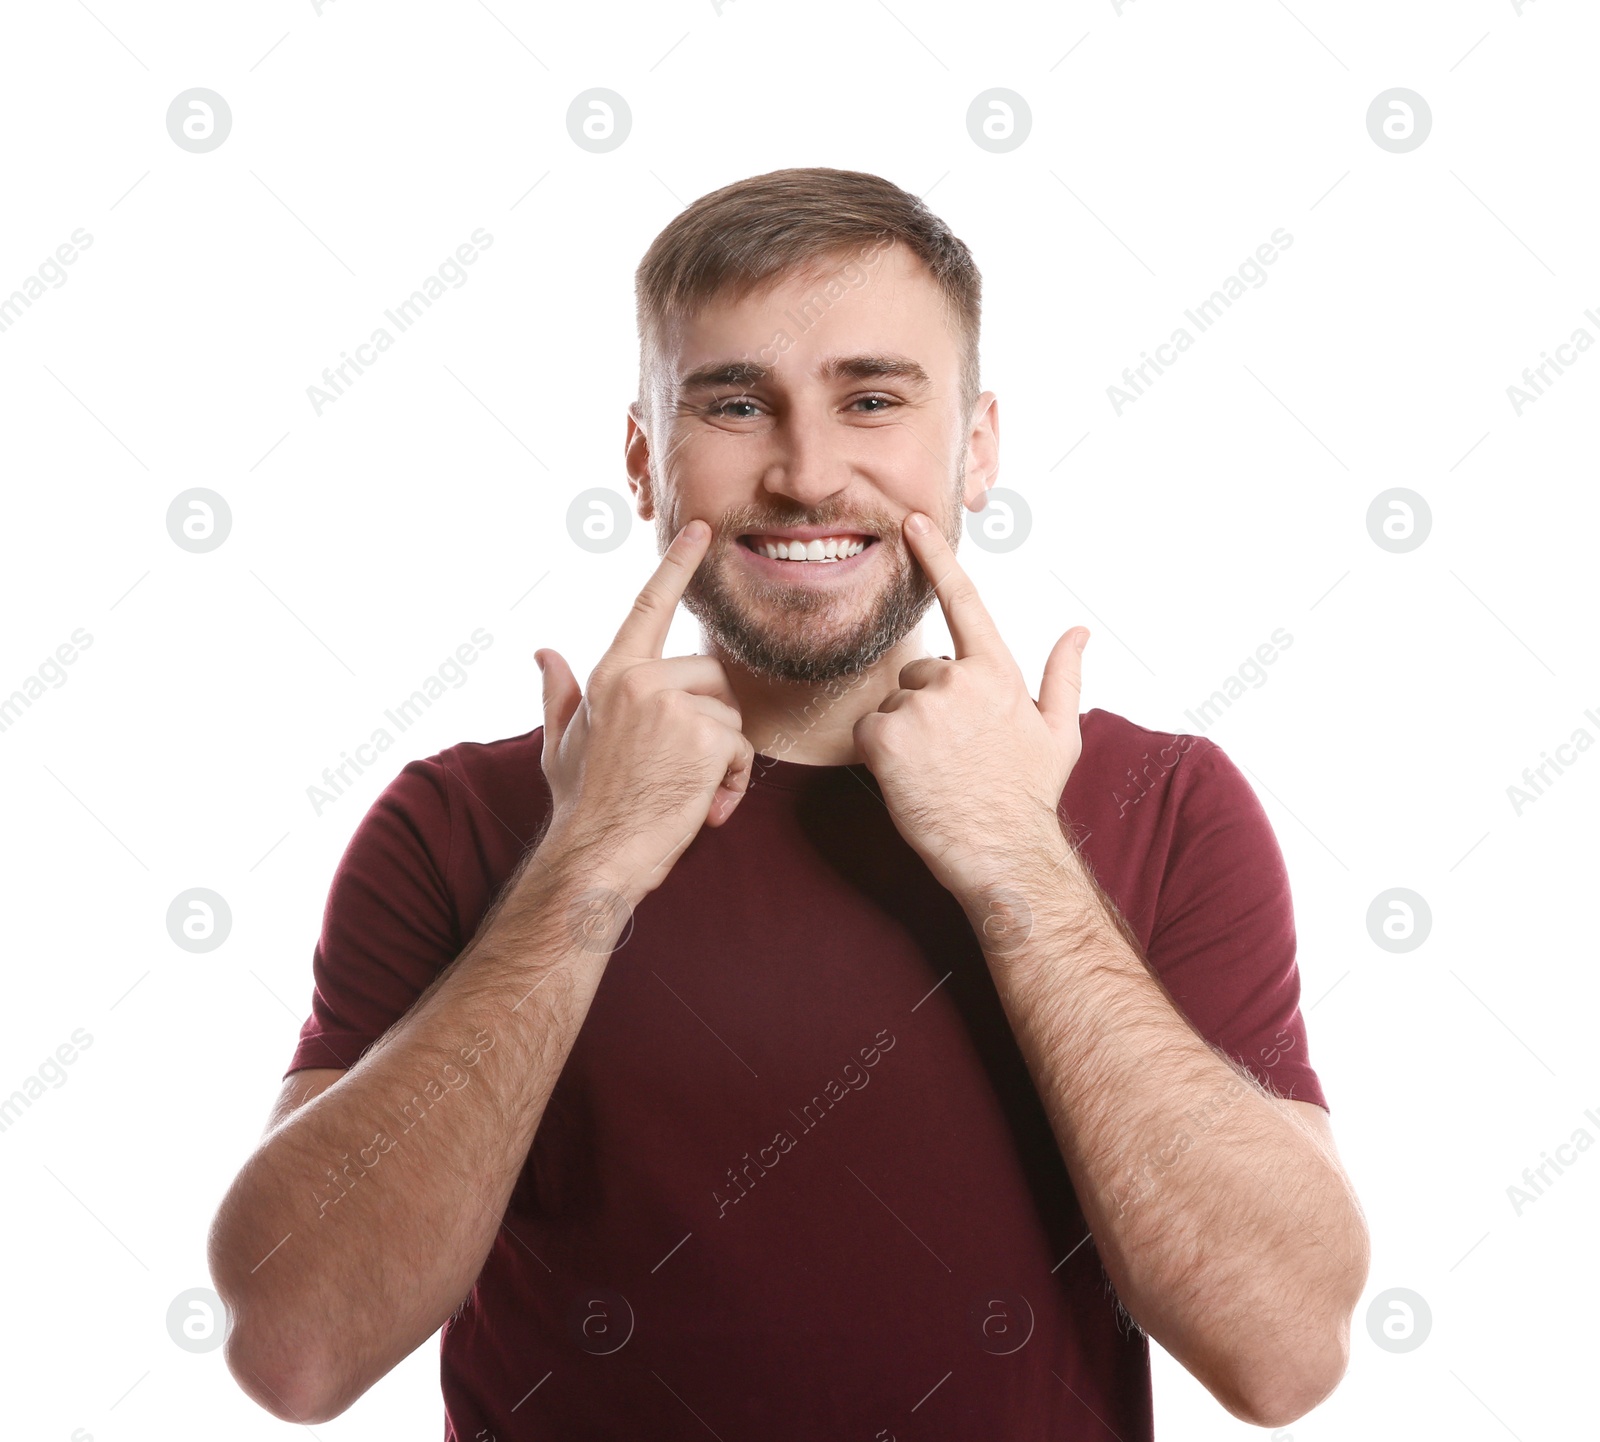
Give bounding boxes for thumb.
[1037,628,1087,730]
[535,648,582,752]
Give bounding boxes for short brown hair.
[634,166,982,426]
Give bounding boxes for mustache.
[717,513,894,540]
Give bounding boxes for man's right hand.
[535,518,756,905]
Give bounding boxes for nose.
[758,402,853,511]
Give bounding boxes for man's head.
[625,167,997,685]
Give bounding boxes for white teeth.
[757,537,867,562]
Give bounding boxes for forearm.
[210,832,622,1422]
[966,829,1367,1423]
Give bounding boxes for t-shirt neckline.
[747,753,878,793]
[742,654,957,794]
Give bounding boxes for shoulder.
[1061,710,1277,939]
[410,724,553,854]
[1065,707,1226,831]
[425,724,546,791]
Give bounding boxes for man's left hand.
[852,509,1089,901]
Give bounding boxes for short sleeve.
[284,755,463,1078]
[1143,737,1328,1113]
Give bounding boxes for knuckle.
[627,588,661,627]
[689,716,726,754]
[616,665,653,704]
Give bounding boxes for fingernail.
[906,511,930,534]
[684,519,708,542]
[1074,630,1090,654]
[535,651,546,674]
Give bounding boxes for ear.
[961,390,1000,513]
[625,401,656,520]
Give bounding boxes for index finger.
[607,518,712,661]
[902,511,1007,662]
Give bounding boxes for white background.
[1,0,1594,1437]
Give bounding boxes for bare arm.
[209,519,753,1424]
[208,835,623,1424]
[961,833,1369,1428]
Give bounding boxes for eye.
[706,397,761,419]
[850,394,899,413]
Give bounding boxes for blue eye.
[705,394,899,418]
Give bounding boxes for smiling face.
[626,242,997,685]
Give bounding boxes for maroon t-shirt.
[286,706,1326,1440]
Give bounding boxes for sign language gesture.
[852,510,1088,902]
[537,520,756,908]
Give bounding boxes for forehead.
[660,243,958,387]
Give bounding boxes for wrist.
[535,814,651,918]
[953,808,1073,902]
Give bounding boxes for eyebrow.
[676,353,933,393]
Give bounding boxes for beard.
[656,478,966,686]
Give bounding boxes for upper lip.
[739,525,876,542]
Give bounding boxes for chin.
[683,567,936,686]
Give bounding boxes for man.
[209,167,1369,1438]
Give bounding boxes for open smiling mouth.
[737,532,879,564]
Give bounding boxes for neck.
[705,626,934,767]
